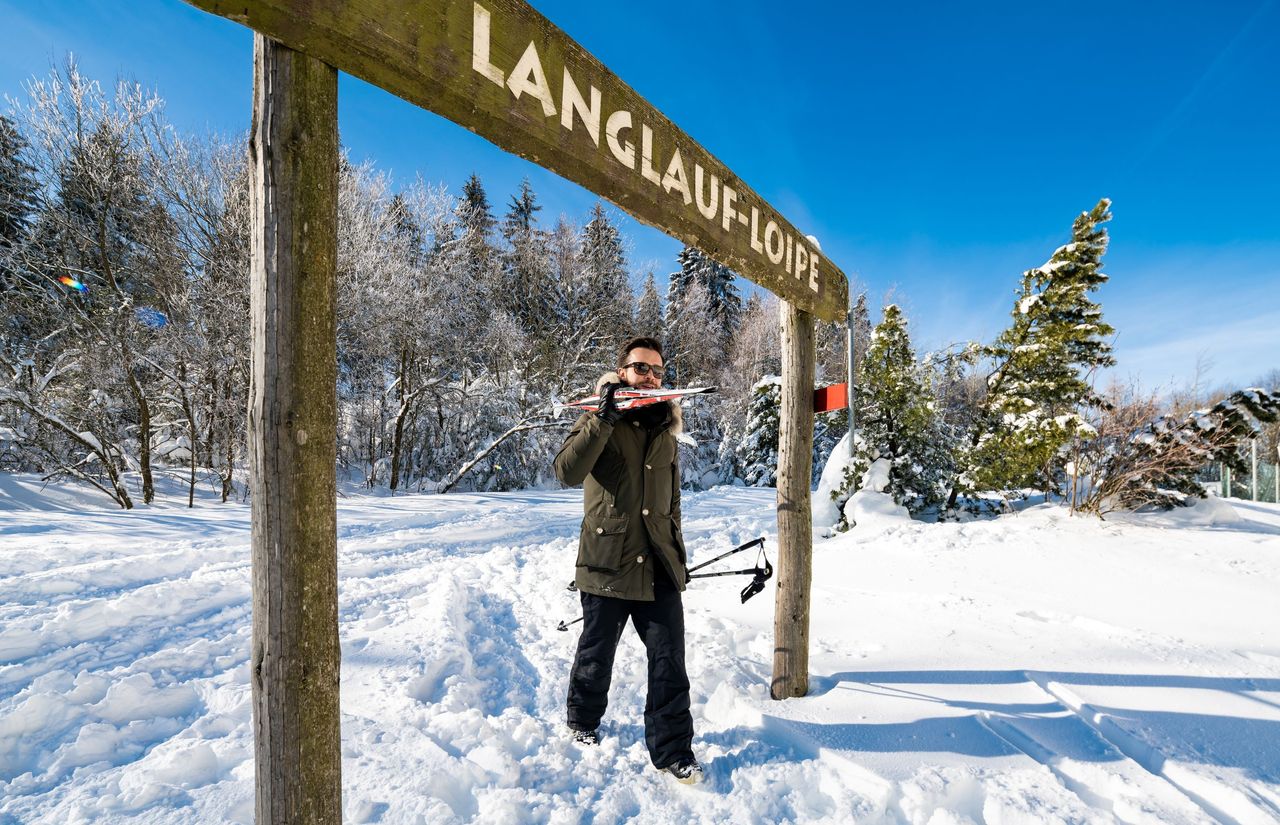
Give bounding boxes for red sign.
[813,383,848,414]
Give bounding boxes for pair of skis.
[557,385,716,414]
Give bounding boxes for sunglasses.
[622,361,664,377]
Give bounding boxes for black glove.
[596,382,625,425]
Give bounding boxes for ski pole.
[555,536,770,628]
[687,537,765,574]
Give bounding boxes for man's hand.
[596,382,625,425]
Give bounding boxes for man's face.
[619,347,664,389]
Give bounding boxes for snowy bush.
[1071,387,1280,515]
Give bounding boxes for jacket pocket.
[577,514,629,573]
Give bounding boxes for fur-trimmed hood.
[596,371,683,437]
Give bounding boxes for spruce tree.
[0,115,39,268]
[457,173,497,285]
[502,177,540,237]
[833,304,952,521]
[0,115,41,339]
[735,377,781,487]
[950,199,1116,506]
[669,245,743,341]
[500,178,550,340]
[665,247,742,386]
[579,202,630,353]
[634,271,663,339]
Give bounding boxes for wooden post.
[248,34,341,825]
[772,300,815,699]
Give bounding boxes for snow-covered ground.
[2,472,1279,824]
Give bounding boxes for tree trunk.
[124,363,155,505]
[178,360,197,508]
[221,376,236,502]
[248,35,341,825]
[203,373,219,469]
[772,300,814,700]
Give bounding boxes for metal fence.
[1197,441,1280,504]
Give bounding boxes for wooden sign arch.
[181,1,845,819]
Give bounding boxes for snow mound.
[1158,495,1244,527]
[813,431,855,530]
[844,489,911,528]
[862,457,892,493]
[844,459,912,528]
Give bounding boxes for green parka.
[554,372,687,601]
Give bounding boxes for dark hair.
[618,336,663,367]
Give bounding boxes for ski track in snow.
[1,475,1279,824]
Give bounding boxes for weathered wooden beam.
[772,299,815,700]
[248,34,341,824]
[180,0,849,321]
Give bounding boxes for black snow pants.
[566,574,694,769]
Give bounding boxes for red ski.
[559,386,717,412]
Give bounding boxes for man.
[553,336,702,784]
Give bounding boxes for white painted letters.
[560,68,601,145]
[468,0,837,311]
[606,110,636,168]
[765,220,784,264]
[662,147,692,205]
[721,184,738,232]
[471,3,505,87]
[694,165,718,219]
[507,41,557,117]
[640,125,662,185]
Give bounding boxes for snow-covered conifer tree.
[634,271,663,339]
[3,63,182,506]
[578,203,631,353]
[950,199,1117,507]
[734,377,781,487]
[500,178,551,342]
[724,370,847,489]
[832,305,952,522]
[456,173,500,302]
[668,246,742,346]
[0,114,39,286]
[544,216,597,395]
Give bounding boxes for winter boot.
[570,728,599,746]
[663,757,703,785]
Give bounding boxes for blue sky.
[2,0,1277,393]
